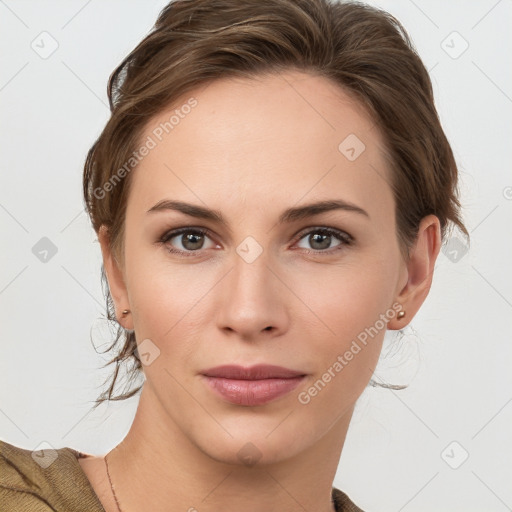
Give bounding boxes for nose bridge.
[216,242,288,336]
[230,244,275,308]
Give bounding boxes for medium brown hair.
[83,0,470,407]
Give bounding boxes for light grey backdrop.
[1,1,511,511]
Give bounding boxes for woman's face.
[103,70,426,465]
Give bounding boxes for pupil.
[183,233,203,250]
[310,233,330,250]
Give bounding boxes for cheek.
[290,256,394,338]
[132,280,199,332]
[296,283,388,414]
[289,257,393,388]
[126,258,212,360]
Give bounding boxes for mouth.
[200,364,307,406]
[201,364,306,380]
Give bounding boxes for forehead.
[127,70,394,224]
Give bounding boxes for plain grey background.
[1,1,511,510]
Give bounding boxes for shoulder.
[0,438,104,512]
[332,485,365,512]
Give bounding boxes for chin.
[193,425,310,468]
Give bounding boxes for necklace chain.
[104,451,123,512]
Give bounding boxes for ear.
[387,214,442,330]
[98,225,133,331]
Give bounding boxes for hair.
[83,0,470,407]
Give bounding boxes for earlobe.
[388,215,442,330]
[98,225,133,330]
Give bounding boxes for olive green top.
[0,439,364,511]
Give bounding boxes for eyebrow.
[146,199,370,225]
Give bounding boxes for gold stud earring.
[122,309,130,317]
[397,310,406,320]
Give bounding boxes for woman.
[0,0,469,510]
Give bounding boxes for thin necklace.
[104,451,123,512]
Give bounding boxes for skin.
[78,69,441,512]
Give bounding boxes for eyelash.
[158,226,353,257]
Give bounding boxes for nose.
[215,250,290,340]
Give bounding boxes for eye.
[158,225,353,257]
[159,227,217,256]
[294,227,352,254]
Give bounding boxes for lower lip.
[202,375,306,406]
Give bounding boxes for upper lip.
[201,364,306,380]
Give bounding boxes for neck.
[107,384,353,512]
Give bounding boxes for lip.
[201,364,305,380]
[200,364,307,406]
